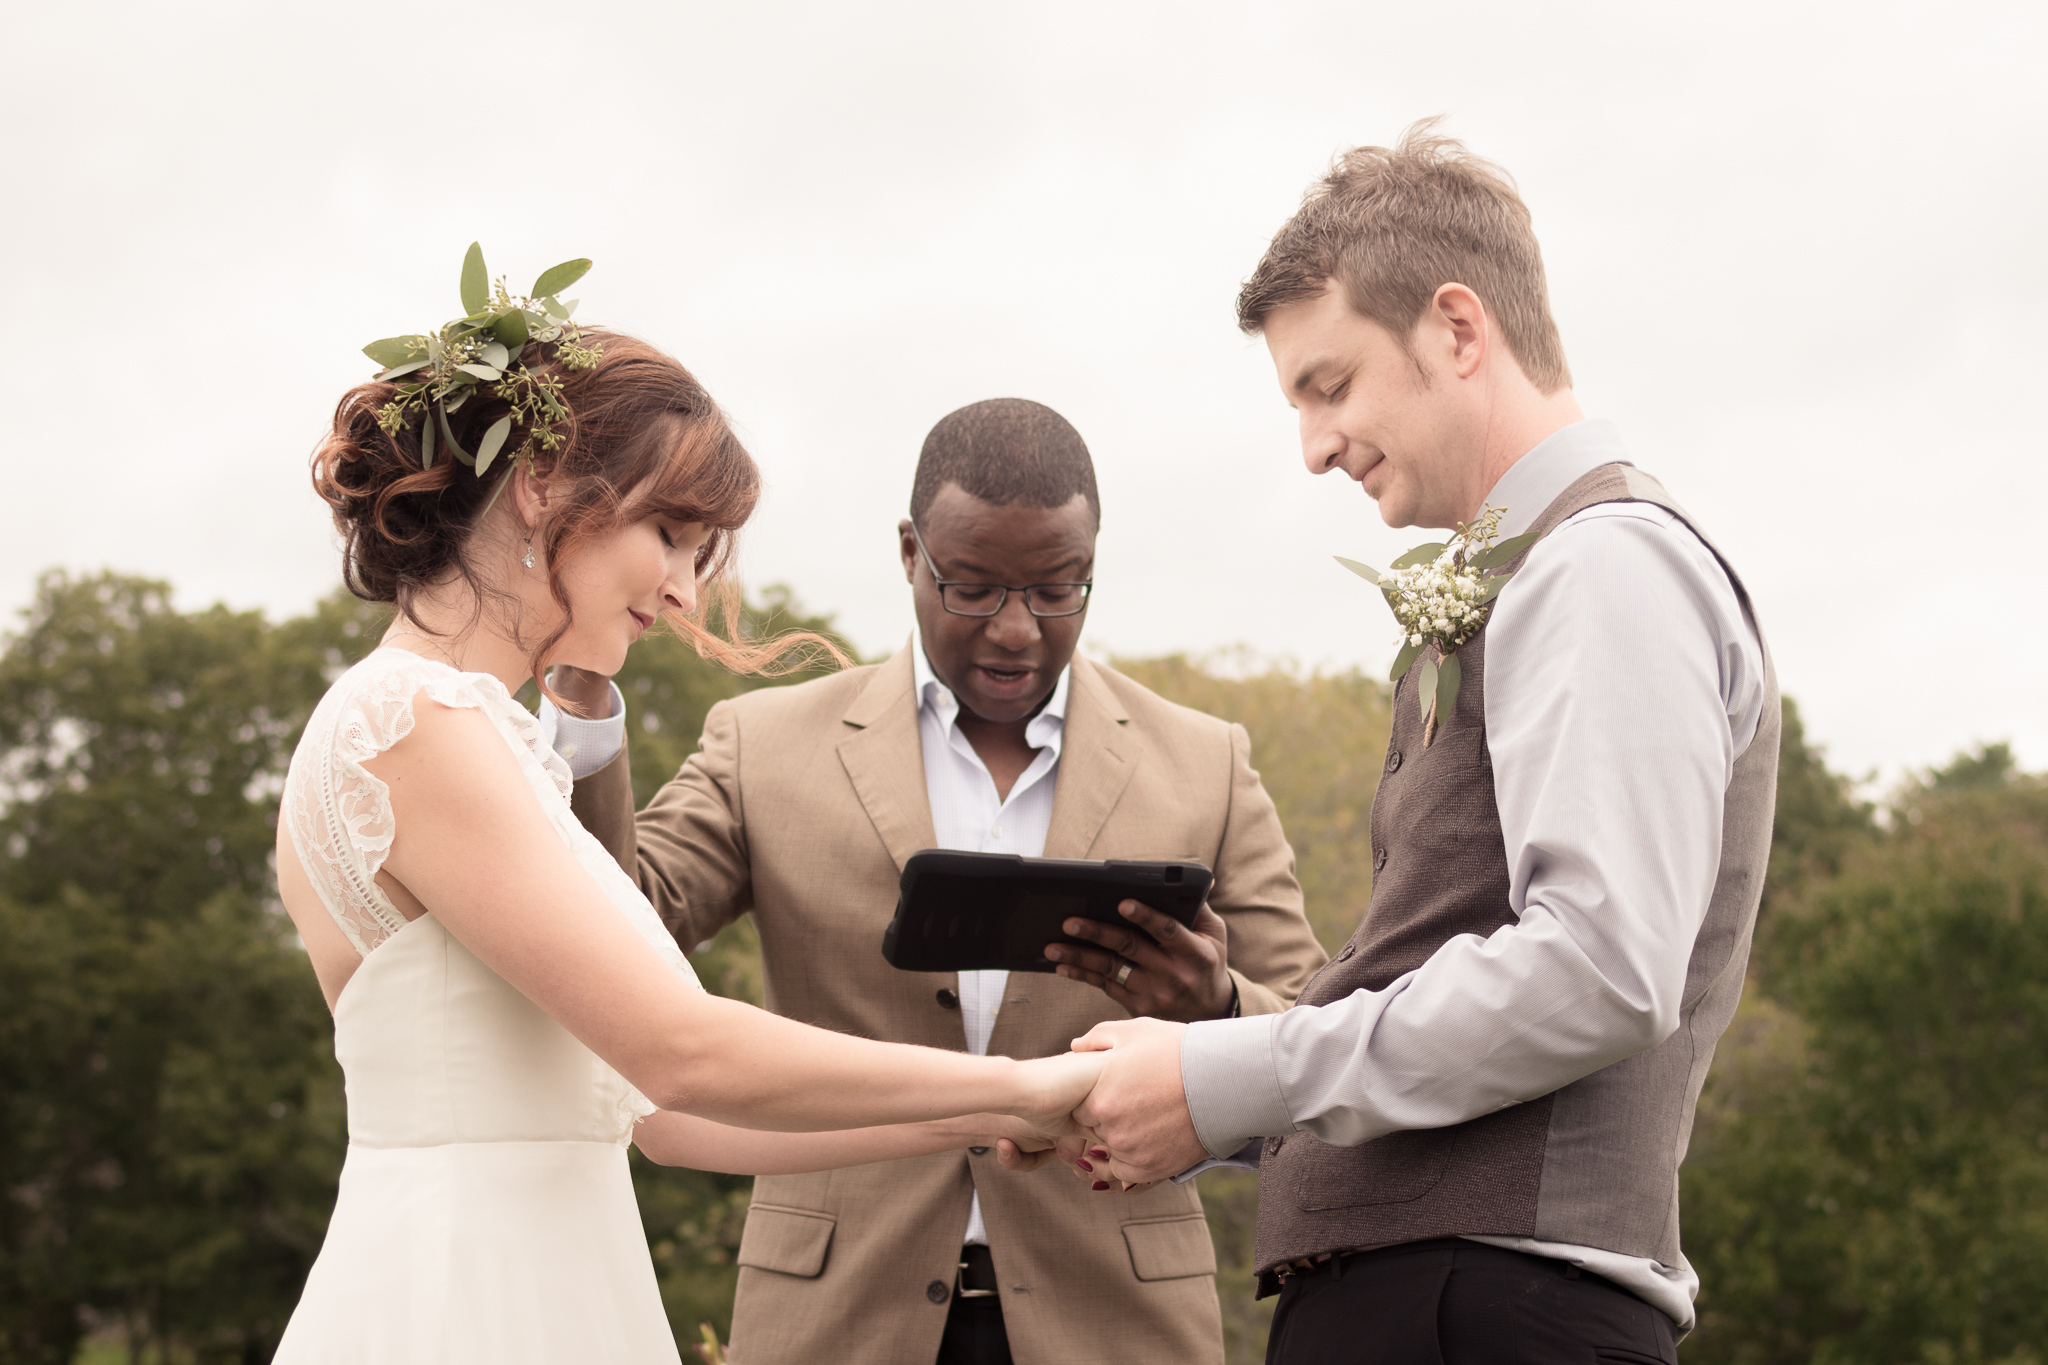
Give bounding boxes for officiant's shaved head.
[911,398,1101,528]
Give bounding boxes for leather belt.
[955,1244,999,1299]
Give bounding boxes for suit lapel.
[837,646,939,872]
[1042,657,1136,860]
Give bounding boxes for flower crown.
[360,243,603,495]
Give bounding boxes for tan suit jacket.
[572,647,1326,1365]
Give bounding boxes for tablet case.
[881,850,1215,973]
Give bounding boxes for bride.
[271,253,1096,1363]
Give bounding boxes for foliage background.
[3,574,2045,1363]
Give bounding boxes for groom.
[1065,123,1781,1363]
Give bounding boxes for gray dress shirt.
[1175,419,1767,1328]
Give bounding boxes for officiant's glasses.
[910,522,1094,618]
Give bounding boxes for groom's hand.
[1071,1018,1210,1185]
[1044,901,1234,1023]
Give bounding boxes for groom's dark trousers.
[1264,1241,1677,1365]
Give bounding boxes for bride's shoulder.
[309,648,532,764]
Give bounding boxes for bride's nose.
[661,572,697,618]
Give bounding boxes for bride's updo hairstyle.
[314,328,836,686]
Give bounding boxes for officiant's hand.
[1043,901,1234,1022]
[1069,1018,1211,1185]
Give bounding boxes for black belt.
[955,1244,999,1299]
[1285,1238,1630,1295]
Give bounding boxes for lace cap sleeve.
[281,649,518,957]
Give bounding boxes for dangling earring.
[521,534,536,571]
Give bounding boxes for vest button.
[1265,1135,1285,1155]
[1337,944,1356,962]
[1373,848,1388,873]
[936,988,960,1010]
[926,1279,950,1304]
[969,1145,990,1156]
[1385,749,1402,774]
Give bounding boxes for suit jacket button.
[926,1279,950,1304]
[936,988,959,1010]
[1373,848,1388,873]
[968,1146,990,1156]
[1385,749,1402,774]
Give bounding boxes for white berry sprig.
[1337,504,1536,746]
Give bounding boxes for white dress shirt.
[539,634,1072,1251]
[911,635,1070,1247]
[1175,419,1766,1329]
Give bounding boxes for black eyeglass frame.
[908,521,1095,619]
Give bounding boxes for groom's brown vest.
[1253,463,1781,1285]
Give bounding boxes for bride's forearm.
[632,1110,1013,1175]
[630,993,1060,1131]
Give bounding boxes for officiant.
[544,398,1327,1365]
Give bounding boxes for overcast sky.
[5,0,2042,787]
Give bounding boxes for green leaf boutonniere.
[1337,504,1537,747]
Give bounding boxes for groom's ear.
[1423,282,1491,381]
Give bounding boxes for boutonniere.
[1338,505,1537,747]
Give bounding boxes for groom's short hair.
[1236,117,1573,393]
[911,398,1102,526]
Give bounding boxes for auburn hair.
[312,328,841,688]
[1237,118,1572,393]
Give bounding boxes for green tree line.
[2,572,2043,1363]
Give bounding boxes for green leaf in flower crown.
[531,258,592,299]
[479,340,509,370]
[474,414,513,476]
[427,334,445,366]
[493,309,530,349]
[1468,531,1540,571]
[1389,638,1423,682]
[1436,651,1461,723]
[435,403,474,465]
[1391,542,1448,570]
[1415,655,1438,722]
[1335,556,1385,585]
[457,363,501,381]
[420,410,437,470]
[363,336,423,367]
[374,358,430,382]
[461,242,490,316]
[442,385,471,412]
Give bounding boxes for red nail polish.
[1075,1159,1093,1172]
[1090,1149,1109,1160]
[1092,1181,1111,1190]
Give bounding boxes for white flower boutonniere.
[1338,504,1537,747]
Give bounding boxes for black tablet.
[881,850,1214,974]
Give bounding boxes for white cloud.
[2,0,2041,784]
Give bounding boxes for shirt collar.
[1485,418,1633,540]
[911,629,1071,755]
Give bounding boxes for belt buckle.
[955,1258,997,1299]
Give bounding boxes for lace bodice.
[282,647,696,993]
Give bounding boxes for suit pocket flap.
[1122,1214,1217,1282]
[737,1204,837,1279]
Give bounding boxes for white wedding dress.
[273,648,696,1364]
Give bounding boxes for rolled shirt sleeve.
[1180,503,1765,1157]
